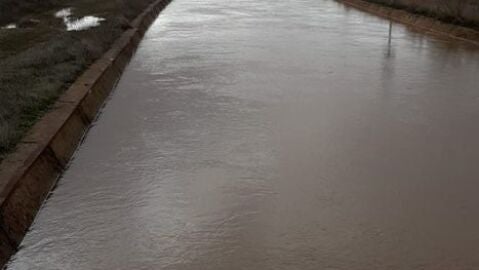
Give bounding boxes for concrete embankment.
[338,0,479,45]
[0,0,171,266]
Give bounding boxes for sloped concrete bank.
[0,0,171,266]
[338,0,479,46]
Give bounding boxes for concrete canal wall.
[338,0,479,45]
[0,0,171,266]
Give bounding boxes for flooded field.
[7,0,479,269]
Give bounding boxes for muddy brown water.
[7,0,479,269]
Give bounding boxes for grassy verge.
[364,0,479,29]
[0,0,158,161]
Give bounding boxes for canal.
[7,0,479,269]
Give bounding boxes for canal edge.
[0,0,172,266]
[337,0,479,46]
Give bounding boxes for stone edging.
[337,0,479,46]
[0,0,172,266]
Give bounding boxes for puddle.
[54,7,105,31]
[55,8,72,19]
[1,24,17,29]
[66,16,106,31]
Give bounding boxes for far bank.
[364,0,479,29]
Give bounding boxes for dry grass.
[0,0,157,160]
